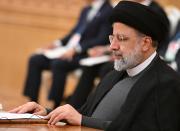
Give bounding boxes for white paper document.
[80,55,111,66]
[0,112,44,120]
[0,112,67,125]
[43,47,68,59]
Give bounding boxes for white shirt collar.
[91,0,105,10]
[141,0,152,6]
[87,0,105,21]
[126,51,157,77]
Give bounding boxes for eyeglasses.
[109,34,129,44]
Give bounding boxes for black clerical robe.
[79,55,180,131]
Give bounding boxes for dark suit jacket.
[79,55,180,131]
[176,50,180,74]
[61,0,112,55]
[174,21,180,74]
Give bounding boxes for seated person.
[165,20,180,73]
[67,0,170,109]
[174,21,180,74]
[10,1,180,130]
[23,0,113,108]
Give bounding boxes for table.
[0,124,103,131]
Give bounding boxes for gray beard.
[114,45,143,71]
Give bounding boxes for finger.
[50,113,65,125]
[47,106,61,116]
[44,114,50,120]
[17,106,31,114]
[48,113,57,124]
[8,108,19,113]
[46,107,63,120]
[33,110,45,116]
[50,115,61,125]
[48,110,64,124]
[46,110,54,118]
[8,106,22,113]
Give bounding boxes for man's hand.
[8,102,47,116]
[45,104,82,126]
[60,48,76,60]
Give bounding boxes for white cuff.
[74,44,82,53]
[53,40,62,47]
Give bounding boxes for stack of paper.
[0,112,67,125]
[43,47,68,59]
[0,112,44,120]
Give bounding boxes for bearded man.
[10,1,180,131]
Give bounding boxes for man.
[173,21,180,74]
[165,20,180,74]
[67,0,170,109]
[10,1,180,130]
[23,0,112,108]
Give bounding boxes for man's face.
[109,22,145,71]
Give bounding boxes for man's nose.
[110,40,120,51]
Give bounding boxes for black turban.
[109,1,169,44]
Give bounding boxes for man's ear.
[141,37,152,52]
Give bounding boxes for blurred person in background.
[165,20,180,74]
[23,0,112,108]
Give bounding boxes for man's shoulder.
[151,57,180,84]
[100,1,113,13]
